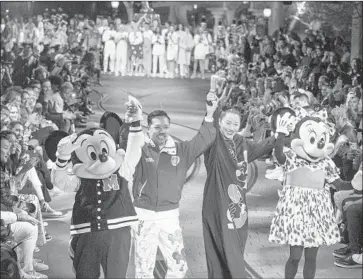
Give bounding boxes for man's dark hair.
[29,79,41,88]
[147,110,170,126]
[8,121,22,130]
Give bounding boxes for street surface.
[39,76,361,279]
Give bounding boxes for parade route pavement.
[39,76,361,279]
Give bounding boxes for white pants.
[11,221,38,272]
[132,208,188,279]
[115,41,128,75]
[152,54,167,74]
[103,42,116,73]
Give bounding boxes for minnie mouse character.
[269,106,354,279]
[50,97,144,279]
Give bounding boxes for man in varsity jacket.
[53,97,144,279]
[119,93,218,278]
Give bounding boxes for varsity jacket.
[120,118,216,212]
[55,121,143,235]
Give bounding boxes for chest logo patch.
[171,155,180,166]
[103,174,119,192]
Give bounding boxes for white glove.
[56,133,81,160]
[276,112,295,136]
[125,95,143,123]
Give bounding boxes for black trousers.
[70,227,131,279]
[203,217,249,279]
[346,202,363,254]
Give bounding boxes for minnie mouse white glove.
[276,112,296,136]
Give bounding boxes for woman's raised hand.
[206,92,219,117]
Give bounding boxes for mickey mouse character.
[51,97,144,279]
[269,106,354,279]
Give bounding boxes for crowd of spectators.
[0,6,362,279]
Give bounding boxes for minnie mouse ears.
[45,130,69,162]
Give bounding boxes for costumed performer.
[269,105,355,279]
[51,97,144,278]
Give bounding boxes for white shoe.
[41,202,63,218]
[266,166,281,175]
[265,167,284,181]
[22,269,48,279]
[43,222,48,227]
[352,254,363,265]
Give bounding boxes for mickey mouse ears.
[45,131,69,162]
[99,111,124,145]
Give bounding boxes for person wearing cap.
[114,18,129,77]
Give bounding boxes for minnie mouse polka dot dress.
[269,148,341,248]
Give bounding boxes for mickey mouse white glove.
[276,112,295,136]
[56,133,81,161]
[125,96,143,123]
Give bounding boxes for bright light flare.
[263,8,271,18]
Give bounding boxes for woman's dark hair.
[219,105,243,121]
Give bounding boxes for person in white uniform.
[192,26,209,79]
[166,24,179,79]
[102,21,116,74]
[177,24,194,79]
[114,18,129,77]
[142,21,154,78]
[151,26,167,77]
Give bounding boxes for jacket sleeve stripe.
[107,216,139,224]
[70,222,91,229]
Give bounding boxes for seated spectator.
[333,168,362,268]
[1,132,48,278]
[1,105,11,131]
